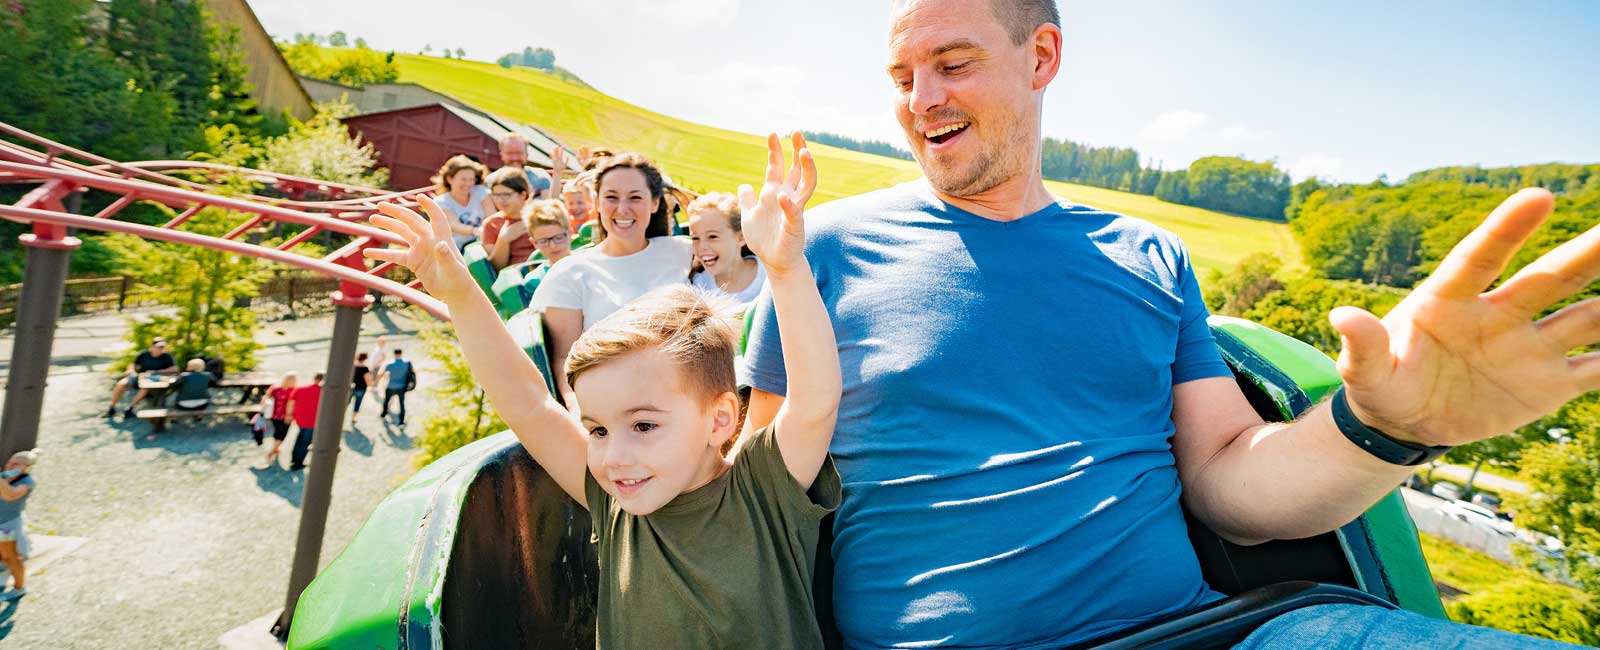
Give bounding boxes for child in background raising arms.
[366,133,840,649]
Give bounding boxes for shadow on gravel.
[0,598,19,639]
[380,420,414,450]
[344,426,374,457]
[250,466,305,507]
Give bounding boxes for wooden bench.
[134,404,260,433]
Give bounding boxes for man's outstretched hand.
[364,195,478,305]
[1332,188,1600,446]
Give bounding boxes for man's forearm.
[1183,400,1414,545]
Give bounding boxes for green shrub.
[1447,579,1600,645]
[413,320,506,467]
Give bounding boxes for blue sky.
[254,0,1599,183]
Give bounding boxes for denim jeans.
[290,427,313,469]
[350,387,366,413]
[1235,604,1590,649]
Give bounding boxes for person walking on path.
[350,353,372,426]
[740,2,1600,647]
[0,449,40,601]
[106,337,176,419]
[262,372,297,466]
[286,373,323,472]
[377,349,414,426]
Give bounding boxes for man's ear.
[1031,23,1063,91]
[709,391,742,449]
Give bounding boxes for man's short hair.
[990,0,1060,45]
[498,132,529,149]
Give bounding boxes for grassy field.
[1417,532,1579,600]
[388,54,1299,278]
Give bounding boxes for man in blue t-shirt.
[377,349,414,426]
[742,2,1593,648]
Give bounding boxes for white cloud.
[1285,154,1345,181]
[1219,123,1272,143]
[1138,110,1209,142]
[634,0,741,30]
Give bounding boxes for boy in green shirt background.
[366,133,840,649]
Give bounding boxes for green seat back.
[461,242,497,300]
[490,262,537,320]
[571,222,596,248]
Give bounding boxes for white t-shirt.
[436,185,491,248]
[690,257,767,307]
[532,236,693,329]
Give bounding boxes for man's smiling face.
[887,0,1044,197]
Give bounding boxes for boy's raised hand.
[739,132,817,277]
[364,195,477,303]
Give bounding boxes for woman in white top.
[532,153,693,406]
[431,155,495,250]
[687,191,766,307]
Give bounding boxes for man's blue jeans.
[1236,604,1590,649]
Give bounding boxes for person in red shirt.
[260,372,298,466]
[285,373,324,471]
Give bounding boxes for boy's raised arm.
[739,133,840,489]
[366,197,591,506]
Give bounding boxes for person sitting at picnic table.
[0,449,39,601]
[481,166,538,270]
[432,155,494,250]
[169,358,218,429]
[106,337,175,419]
[529,153,694,408]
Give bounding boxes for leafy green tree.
[1155,170,1189,204]
[1508,393,1600,596]
[0,0,177,161]
[414,321,506,467]
[1180,156,1292,221]
[258,101,389,188]
[327,31,348,47]
[1447,579,1600,645]
[1285,177,1324,221]
[281,42,398,87]
[106,0,217,153]
[454,48,465,59]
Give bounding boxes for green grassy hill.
[391,54,1299,277]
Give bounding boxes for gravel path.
[0,306,444,649]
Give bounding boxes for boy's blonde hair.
[523,199,570,232]
[186,358,205,372]
[565,286,740,450]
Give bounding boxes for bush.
[259,100,389,188]
[281,42,398,87]
[413,321,506,467]
[1447,579,1600,645]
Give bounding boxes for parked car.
[1439,500,1516,538]
[1430,481,1463,501]
[1470,492,1502,512]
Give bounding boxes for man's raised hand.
[364,195,477,303]
[738,132,818,278]
[1332,188,1600,447]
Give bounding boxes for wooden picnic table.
[138,370,278,407]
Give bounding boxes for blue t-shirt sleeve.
[1171,251,1230,384]
[741,283,788,396]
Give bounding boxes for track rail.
[0,121,447,319]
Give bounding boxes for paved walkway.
[1428,462,1529,495]
[0,305,444,649]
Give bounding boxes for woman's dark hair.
[357,352,369,362]
[591,153,673,242]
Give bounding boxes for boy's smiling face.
[576,348,738,515]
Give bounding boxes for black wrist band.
[1330,386,1452,466]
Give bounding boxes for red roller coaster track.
[0,121,448,319]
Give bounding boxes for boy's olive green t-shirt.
[584,424,841,650]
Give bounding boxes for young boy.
[366,133,838,649]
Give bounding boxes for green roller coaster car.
[285,317,1444,649]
